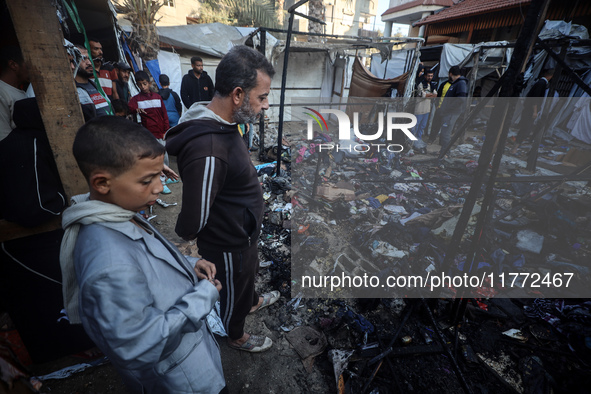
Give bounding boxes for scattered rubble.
[252,121,591,393]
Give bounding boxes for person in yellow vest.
[427,77,452,143]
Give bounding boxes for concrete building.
[381,0,454,38]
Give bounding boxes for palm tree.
[194,0,282,28]
[115,0,163,61]
[307,0,323,42]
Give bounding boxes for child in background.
[111,98,129,118]
[60,116,226,394]
[128,71,172,194]
[158,74,182,127]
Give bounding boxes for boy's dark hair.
[214,45,275,97]
[159,74,170,86]
[111,99,128,115]
[0,46,25,70]
[191,56,203,64]
[449,66,461,76]
[135,70,150,82]
[73,116,165,179]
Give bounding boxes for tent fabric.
[349,57,408,98]
[439,42,512,80]
[569,98,591,144]
[370,50,413,80]
[320,53,336,99]
[158,51,183,102]
[156,23,277,58]
[144,60,162,89]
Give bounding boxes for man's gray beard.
[233,95,260,124]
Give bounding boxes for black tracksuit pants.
[199,243,259,340]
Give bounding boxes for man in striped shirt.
[88,38,118,100]
[75,47,110,120]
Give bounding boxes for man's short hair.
[542,68,555,77]
[449,66,461,76]
[87,37,100,44]
[425,69,434,75]
[73,116,165,179]
[135,70,150,82]
[0,46,25,70]
[191,56,203,64]
[214,45,275,97]
[159,74,170,86]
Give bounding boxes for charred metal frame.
[251,9,423,171]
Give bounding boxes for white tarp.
[370,50,412,80]
[157,50,182,99]
[439,42,513,80]
[156,23,278,58]
[538,20,589,40]
[569,97,591,144]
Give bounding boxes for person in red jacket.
[128,71,172,194]
[128,71,170,139]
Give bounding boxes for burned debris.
[250,108,591,392]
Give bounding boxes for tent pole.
[276,0,325,177]
[440,0,552,284]
[258,29,267,162]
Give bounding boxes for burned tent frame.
[438,0,591,328]
[438,39,591,163]
[290,0,591,391]
[247,0,424,176]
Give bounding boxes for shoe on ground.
[165,178,180,184]
[228,335,273,353]
[161,185,172,194]
[250,291,280,314]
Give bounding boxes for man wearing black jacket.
[180,56,214,109]
[114,62,132,103]
[438,65,468,154]
[510,68,554,154]
[167,46,278,353]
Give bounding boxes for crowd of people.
[411,64,469,156]
[1,43,279,394]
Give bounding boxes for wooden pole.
[6,0,86,199]
[1,0,87,242]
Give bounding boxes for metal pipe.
[258,29,267,161]
[276,9,297,177]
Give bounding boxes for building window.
[164,0,175,7]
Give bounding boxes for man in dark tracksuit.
[438,65,468,154]
[511,68,554,154]
[166,46,277,353]
[180,56,214,109]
